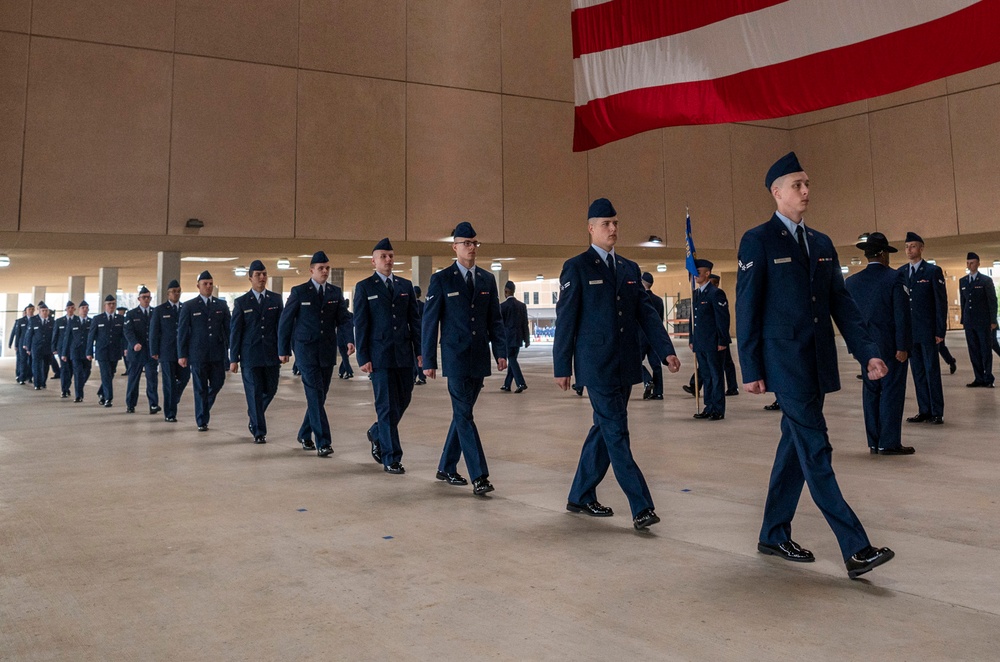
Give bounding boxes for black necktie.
[386,278,394,298]
[795,225,808,258]
[466,270,474,296]
[607,254,615,276]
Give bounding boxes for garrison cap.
[694,259,714,270]
[138,286,150,295]
[197,270,213,281]
[587,198,617,219]
[373,237,393,252]
[79,300,89,307]
[248,260,266,274]
[167,279,180,289]
[452,222,477,239]
[641,272,653,285]
[65,301,75,308]
[310,251,329,264]
[968,252,980,261]
[855,232,897,257]
[905,231,924,244]
[504,281,515,292]
[37,301,47,309]
[765,151,804,190]
[104,294,116,303]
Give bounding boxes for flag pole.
[686,205,701,413]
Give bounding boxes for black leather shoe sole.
[879,446,915,455]
[566,502,614,517]
[633,511,661,530]
[435,471,467,486]
[757,541,815,562]
[847,548,895,579]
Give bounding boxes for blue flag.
[685,212,697,278]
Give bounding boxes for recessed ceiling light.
[277,258,291,269]
[181,256,238,263]
[0,254,9,267]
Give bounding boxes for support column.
[495,269,510,292]
[2,293,17,357]
[31,286,46,305]
[411,256,433,294]
[68,276,85,305]
[157,251,181,303]
[268,276,284,297]
[99,268,119,303]
[329,268,344,290]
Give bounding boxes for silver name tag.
[589,279,603,285]
[193,312,202,316]
[774,257,792,264]
[447,292,460,297]
[368,295,378,300]
[301,302,311,306]
[244,309,253,313]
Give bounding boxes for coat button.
[813,317,818,323]
[472,331,477,335]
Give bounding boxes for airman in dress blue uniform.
[553,199,681,530]
[278,251,354,457]
[149,280,190,423]
[354,238,421,474]
[60,301,92,402]
[422,222,507,496]
[9,304,34,385]
[900,232,947,424]
[124,286,160,415]
[87,295,125,407]
[24,301,55,390]
[845,233,913,455]
[229,260,284,443]
[500,280,530,393]
[959,252,998,387]
[53,301,76,397]
[639,272,666,400]
[178,271,231,431]
[737,152,895,579]
[690,259,730,420]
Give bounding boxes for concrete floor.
[1,333,999,661]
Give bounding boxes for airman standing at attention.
[353,238,421,474]
[87,295,125,407]
[900,232,947,425]
[959,252,998,388]
[178,271,231,432]
[149,280,189,423]
[230,260,284,443]
[690,259,730,420]
[639,272,665,401]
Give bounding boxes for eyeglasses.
[454,240,481,248]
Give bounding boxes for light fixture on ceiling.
[490,261,502,272]
[233,265,248,277]
[648,235,663,244]
[276,258,291,269]
[993,260,1000,269]
[536,274,544,281]
[181,256,238,263]
[0,254,9,267]
[850,257,862,265]
[656,263,667,273]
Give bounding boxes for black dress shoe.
[366,428,382,464]
[846,545,894,579]
[966,381,985,388]
[572,385,583,396]
[906,412,930,423]
[499,385,511,392]
[164,417,177,423]
[316,446,333,457]
[61,392,69,398]
[98,397,106,406]
[298,437,316,450]
[949,361,957,375]
[986,383,996,388]
[126,407,135,413]
[879,445,915,455]
[33,387,41,390]
[682,384,694,395]
[515,385,527,393]
[384,462,405,474]
[763,401,781,411]
[74,397,83,403]
[253,435,266,444]
[725,389,739,396]
[757,540,815,562]
[693,410,711,419]
[436,470,468,485]
[415,379,426,385]
[633,508,660,530]
[709,412,724,420]
[566,501,614,517]
[149,406,161,415]
[642,382,653,399]
[248,422,253,434]
[929,416,944,425]
[197,425,208,431]
[869,447,879,455]
[472,476,494,495]
[648,394,663,400]
[103,401,113,408]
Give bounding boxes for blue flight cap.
[905,231,924,244]
[197,270,213,281]
[167,279,180,289]
[765,151,804,190]
[37,301,47,309]
[373,237,393,252]
[104,294,116,302]
[504,281,515,292]
[453,222,477,239]
[248,259,266,274]
[641,272,653,285]
[968,252,980,261]
[65,301,75,308]
[79,300,89,307]
[694,259,714,270]
[413,286,422,297]
[588,198,617,219]
[310,251,329,264]
[138,286,150,295]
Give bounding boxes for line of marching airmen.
[10,153,996,581]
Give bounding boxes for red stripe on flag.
[572,0,789,58]
[573,0,1000,151]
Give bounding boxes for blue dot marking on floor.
[681,489,692,492]
[383,536,394,540]
[297,508,307,512]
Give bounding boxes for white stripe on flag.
[571,0,615,9]
[574,0,979,105]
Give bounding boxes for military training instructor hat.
[855,232,897,257]
[765,152,803,190]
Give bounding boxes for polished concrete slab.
[2,333,999,660]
